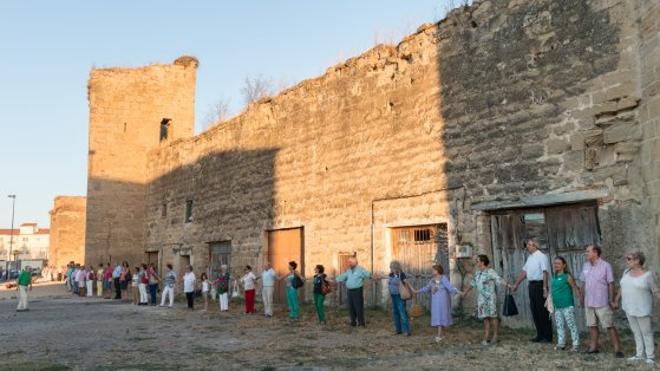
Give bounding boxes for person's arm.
[335,271,347,283]
[415,280,431,294]
[543,270,549,298]
[567,274,582,302]
[512,270,527,292]
[441,275,459,295]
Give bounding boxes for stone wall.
[49,196,86,268]
[86,0,659,309]
[639,0,660,269]
[85,57,198,266]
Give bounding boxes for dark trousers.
[529,281,552,341]
[347,287,365,326]
[114,278,121,299]
[149,284,158,305]
[186,292,194,309]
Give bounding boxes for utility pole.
[5,195,16,281]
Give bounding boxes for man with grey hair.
[261,262,278,317]
[336,256,371,327]
[512,239,552,343]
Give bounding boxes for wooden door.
[391,224,448,309]
[336,252,354,307]
[145,251,160,276]
[490,202,600,330]
[267,228,303,304]
[208,241,231,280]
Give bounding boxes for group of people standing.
[17,242,658,364]
[385,240,658,365]
[64,261,164,306]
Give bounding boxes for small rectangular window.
[162,203,167,217]
[414,229,431,242]
[160,119,171,142]
[185,200,193,223]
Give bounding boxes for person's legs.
[637,316,655,361]
[354,287,365,326]
[149,284,158,305]
[607,326,622,353]
[627,315,645,358]
[97,281,103,297]
[263,286,273,316]
[317,293,325,323]
[114,278,121,299]
[221,292,229,311]
[400,299,410,335]
[564,307,580,350]
[287,287,299,319]
[246,289,255,313]
[186,292,193,308]
[555,308,566,348]
[528,282,550,341]
[492,318,500,342]
[17,286,27,310]
[160,286,168,306]
[87,281,93,297]
[169,287,175,307]
[482,318,490,342]
[391,295,402,333]
[347,289,358,326]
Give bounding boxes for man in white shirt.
[183,265,196,310]
[261,262,278,317]
[512,239,552,343]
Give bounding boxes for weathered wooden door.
[208,241,231,280]
[145,251,160,277]
[391,224,449,309]
[267,228,304,304]
[490,202,600,330]
[336,252,354,307]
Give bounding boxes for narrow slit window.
[162,203,167,217]
[160,119,171,142]
[185,200,193,223]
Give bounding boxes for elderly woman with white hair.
[614,251,660,365]
[388,260,412,336]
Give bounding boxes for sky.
[0,1,457,228]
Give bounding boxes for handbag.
[398,280,412,300]
[545,291,554,314]
[231,280,240,298]
[502,288,519,317]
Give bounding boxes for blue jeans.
[149,284,158,305]
[391,294,410,334]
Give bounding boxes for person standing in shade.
[335,256,371,327]
[261,262,278,317]
[138,264,149,305]
[313,265,329,324]
[551,256,581,352]
[387,261,411,336]
[96,264,104,298]
[215,265,231,312]
[461,255,508,345]
[183,265,196,310]
[240,266,257,314]
[132,267,140,305]
[580,244,623,358]
[614,251,657,364]
[416,264,460,342]
[112,262,122,299]
[512,239,552,343]
[103,263,113,299]
[159,264,177,307]
[281,261,304,322]
[146,263,160,306]
[16,266,33,312]
[86,266,95,297]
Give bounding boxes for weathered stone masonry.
[49,196,86,268]
[85,0,658,321]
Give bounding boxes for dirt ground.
[0,283,652,370]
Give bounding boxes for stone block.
[546,138,570,155]
[604,123,642,144]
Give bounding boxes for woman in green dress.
[462,254,509,345]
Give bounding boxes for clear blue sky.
[0,1,455,228]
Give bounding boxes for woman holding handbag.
[279,261,304,322]
[415,264,461,342]
[313,265,330,324]
[388,261,412,336]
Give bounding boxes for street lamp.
[5,195,16,281]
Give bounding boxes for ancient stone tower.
[85,56,198,265]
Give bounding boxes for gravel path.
[0,284,649,370]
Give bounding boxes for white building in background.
[0,223,50,261]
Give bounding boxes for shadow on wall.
[144,148,279,277]
[435,0,621,323]
[87,148,278,273]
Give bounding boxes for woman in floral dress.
[462,254,509,346]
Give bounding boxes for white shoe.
[645,359,655,365]
[627,356,643,362]
[434,336,444,343]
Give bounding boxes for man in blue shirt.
[336,257,372,327]
[112,262,122,299]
